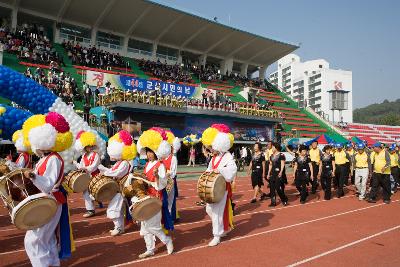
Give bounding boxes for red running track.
[0,176,399,267]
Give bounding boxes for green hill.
[353,99,400,126]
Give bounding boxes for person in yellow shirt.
[309,140,321,194]
[389,144,399,192]
[334,143,351,198]
[368,142,392,204]
[353,143,371,200]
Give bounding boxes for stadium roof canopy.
[0,0,298,67]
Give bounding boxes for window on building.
[97,31,122,49]
[128,38,153,56]
[319,65,323,68]
[59,23,91,44]
[156,45,178,61]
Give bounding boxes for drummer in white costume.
[73,131,100,218]
[6,130,32,170]
[21,112,74,267]
[98,130,137,236]
[135,127,174,258]
[164,130,181,220]
[202,124,237,247]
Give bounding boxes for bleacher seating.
[343,123,400,143]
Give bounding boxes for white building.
[269,54,353,123]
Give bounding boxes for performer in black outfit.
[267,142,288,207]
[319,145,336,200]
[293,145,313,204]
[248,142,269,203]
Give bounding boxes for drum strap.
[212,153,226,170]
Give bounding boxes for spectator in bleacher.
[0,23,61,66]
[138,58,192,83]
[62,40,127,70]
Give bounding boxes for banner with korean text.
[86,70,204,99]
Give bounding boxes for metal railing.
[60,33,91,44]
[96,41,122,51]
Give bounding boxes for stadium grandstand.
[0,1,400,267]
[340,122,400,145]
[0,0,349,143]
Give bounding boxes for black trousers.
[391,167,399,186]
[369,173,391,201]
[321,171,333,200]
[344,162,350,186]
[269,173,288,203]
[295,172,309,202]
[311,162,320,193]
[335,164,347,197]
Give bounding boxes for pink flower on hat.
[211,123,230,133]
[45,112,70,133]
[150,127,168,140]
[119,130,133,145]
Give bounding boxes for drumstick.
[132,176,153,186]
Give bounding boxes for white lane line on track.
[0,194,358,256]
[111,200,400,266]
[286,224,400,267]
[0,189,347,233]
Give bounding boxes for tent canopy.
[350,136,376,146]
[304,134,334,146]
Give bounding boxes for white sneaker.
[138,250,154,259]
[166,239,174,255]
[208,237,220,247]
[220,230,231,238]
[110,228,124,236]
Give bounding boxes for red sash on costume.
[36,152,66,204]
[211,153,232,231]
[16,152,32,168]
[144,161,162,199]
[163,154,172,171]
[111,160,130,178]
[82,152,100,176]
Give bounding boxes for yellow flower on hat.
[137,127,171,160]
[201,124,234,152]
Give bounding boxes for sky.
[154,0,400,109]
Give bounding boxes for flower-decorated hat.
[107,130,137,161]
[201,124,234,153]
[137,127,171,159]
[12,130,31,153]
[165,130,181,154]
[74,130,98,152]
[22,112,73,153]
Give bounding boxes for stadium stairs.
[263,82,345,141]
